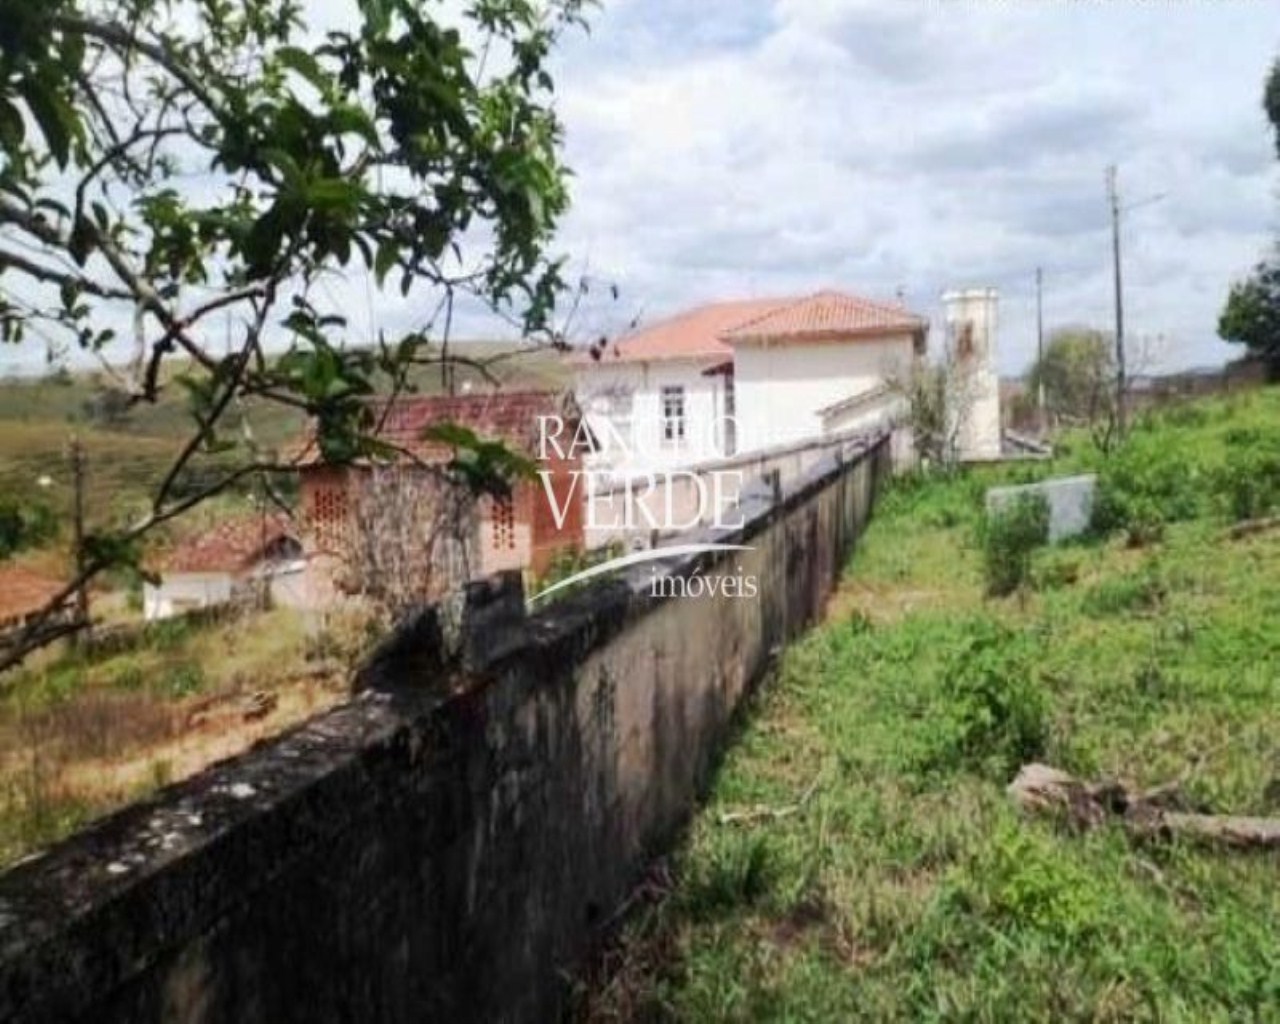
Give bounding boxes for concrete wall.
[0,438,891,1024]
[266,564,308,610]
[732,334,914,452]
[584,425,888,549]
[987,474,1097,543]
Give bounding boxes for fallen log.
[1225,515,1280,541]
[1135,812,1280,850]
[1008,763,1280,851]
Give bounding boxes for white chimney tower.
[941,288,1002,462]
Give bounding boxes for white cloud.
[3,0,1278,378]
[552,0,1280,373]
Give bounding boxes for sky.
[549,0,1280,375]
[2,0,1278,378]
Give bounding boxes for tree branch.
[0,248,133,301]
[52,14,229,132]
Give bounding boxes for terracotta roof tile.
[160,513,297,574]
[0,565,68,622]
[572,298,795,365]
[722,290,927,344]
[289,390,578,467]
[571,292,927,365]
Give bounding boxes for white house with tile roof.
[724,291,928,453]
[569,290,929,478]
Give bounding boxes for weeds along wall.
[0,435,890,1024]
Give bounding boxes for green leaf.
[68,215,95,266]
[21,80,74,169]
[0,99,25,151]
[276,46,329,92]
[374,239,398,286]
[328,104,379,145]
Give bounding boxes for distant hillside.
[0,343,571,545]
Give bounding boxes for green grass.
[0,607,356,868]
[580,388,1280,1022]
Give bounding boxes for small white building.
[571,290,928,475]
[144,513,305,620]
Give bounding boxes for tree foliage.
[1218,254,1280,374]
[1026,328,1116,425]
[1218,57,1280,374]
[0,0,591,667]
[0,498,58,558]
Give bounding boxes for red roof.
[291,390,578,467]
[573,291,927,365]
[0,565,68,622]
[722,290,927,345]
[573,298,793,365]
[160,513,297,575]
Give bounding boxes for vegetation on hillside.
[0,606,366,867]
[0,0,591,666]
[0,346,570,577]
[579,388,1280,1021]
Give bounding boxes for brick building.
[293,391,585,607]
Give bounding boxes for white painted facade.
[143,561,308,620]
[731,335,915,452]
[262,562,309,610]
[574,337,915,475]
[574,359,735,476]
[143,572,233,621]
[942,288,1003,462]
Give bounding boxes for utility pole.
[1035,266,1046,431]
[1107,165,1127,438]
[69,436,89,645]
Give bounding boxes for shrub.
[1156,402,1210,429]
[923,625,1048,778]
[0,498,58,558]
[1082,564,1165,617]
[1091,437,1201,544]
[160,661,205,699]
[955,823,1104,945]
[679,835,778,919]
[1213,435,1280,522]
[980,494,1049,597]
[1031,551,1081,592]
[530,542,625,602]
[106,658,147,692]
[148,617,191,652]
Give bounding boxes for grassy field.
[580,389,1280,1021]
[0,607,367,868]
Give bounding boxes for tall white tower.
[942,288,1002,462]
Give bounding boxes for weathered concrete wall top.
[0,436,890,1024]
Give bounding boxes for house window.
[723,375,737,456]
[491,495,517,551]
[661,386,686,444]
